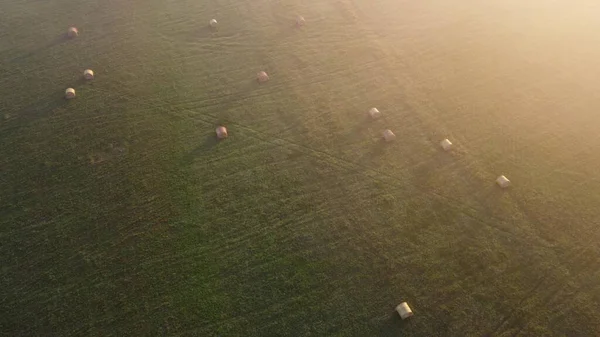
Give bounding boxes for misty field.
[2,0,600,336]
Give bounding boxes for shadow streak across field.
[197,26,218,39]
[410,149,508,199]
[356,137,388,167]
[378,312,414,336]
[334,115,375,147]
[10,34,70,63]
[0,90,73,144]
[181,134,220,165]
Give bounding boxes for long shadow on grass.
[9,34,70,63]
[408,148,494,197]
[271,22,305,41]
[356,137,390,168]
[207,79,269,123]
[181,135,220,165]
[336,116,377,146]
[196,26,218,39]
[407,150,525,239]
[273,95,354,138]
[194,25,249,40]
[0,89,75,144]
[378,313,415,336]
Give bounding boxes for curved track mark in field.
[489,277,547,336]
[143,56,387,110]
[333,0,565,255]
[45,0,559,269]
[88,84,556,254]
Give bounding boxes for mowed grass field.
[2,0,600,335]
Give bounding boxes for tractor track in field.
[89,86,556,256]
[3,0,600,336]
[41,54,389,131]
[486,239,600,336]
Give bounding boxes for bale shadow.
[202,133,220,149]
[0,90,71,146]
[74,77,89,86]
[197,26,218,38]
[222,78,268,105]
[10,34,70,63]
[7,88,70,122]
[479,182,511,204]
[409,148,509,203]
[354,115,378,132]
[340,116,380,143]
[181,134,221,165]
[411,149,456,176]
[262,12,306,40]
[357,137,389,166]
[272,103,316,139]
[206,77,272,121]
[251,78,267,89]
[378,312,414,336]
[272,21,305,40]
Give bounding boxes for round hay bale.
[368,107,381,119]
[83,69,94,80]
[382,129,396,142]
[257,71,269,83]
[496,175,511,188]
[395,302,413,320]
[209,19,218,27]
[65,88,76,99]
[440,138,453,151]
[216,126,228,139]
[67,27,78,38]
[296,15,306,26]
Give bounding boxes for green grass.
[2,0,600,336]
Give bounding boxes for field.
[2,0,600,335]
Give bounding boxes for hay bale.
[83,69,94,80]
[496,175,511,188]
[395,302,413,320]
[257,71,269,83]
[209,19,218,27]
[65,88,76,99]
[383,129,396,142]
[296,15,306,26]
[368,107,381,119]
[67,27,78,38]
[440,138,453,151]
[216,126,228,139]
